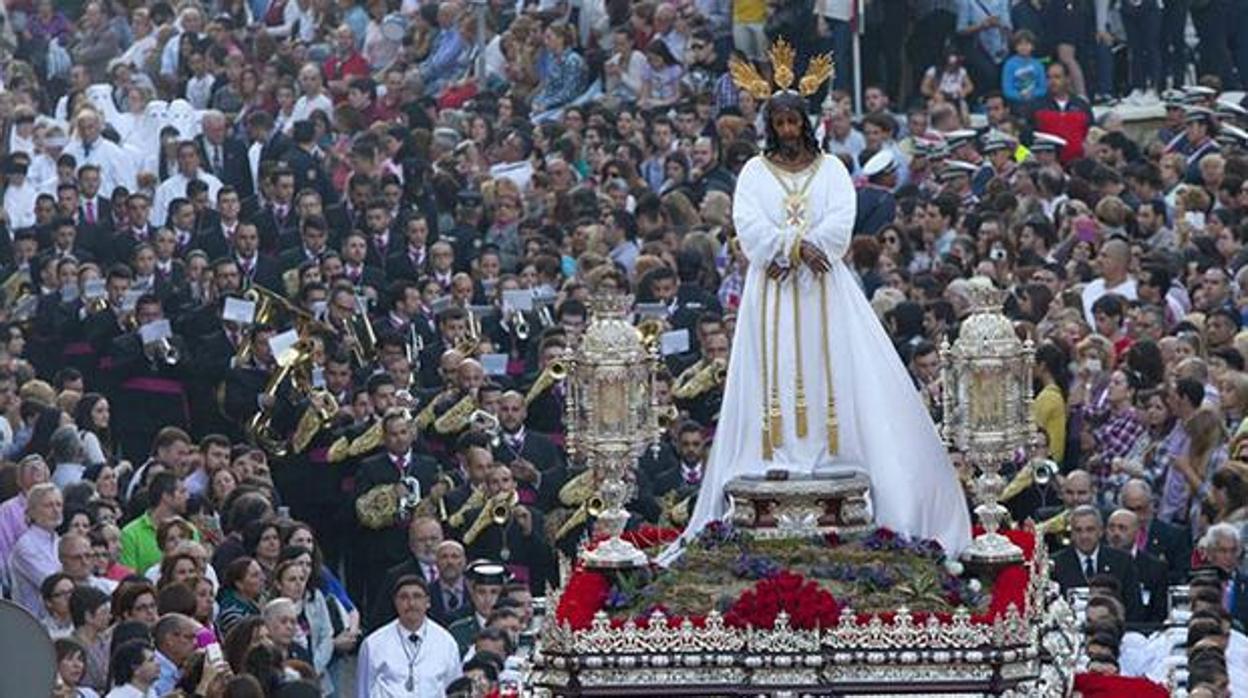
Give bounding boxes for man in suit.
[232,222,282,290]
[654,421,708,499]
[427,541,470,627]
[1053,505,1145,622]
[367,515,444,631]
[278,215,331,274]
[110,192,156,267]
[454,463,555,595]
[340,230,386,292]
[193,186,245,261]
[198,110,254,197]
[75,164,115,259]
[1106,508,1169,627]
[353,410,442,610]
[385,214,431,282]
[250,166,299,254]
[493,391,562,475]
[1198,523,1248,629]
[1120,478,1191,584]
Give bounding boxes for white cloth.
[62,138,138,198]
[663,154,971,562]
[291,93,334,127]
[1081,276,1138,325]
[357,618,462,698]
[152,170,223,227]
[52,462,86,489]
[3,180,38,230]
[105,684,155,698]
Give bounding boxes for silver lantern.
[565,293,661,569]
[941,278,1034,565]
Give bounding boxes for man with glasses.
[1121,478,1191,584]
[358,575,462,697]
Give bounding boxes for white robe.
[664,154,971,560]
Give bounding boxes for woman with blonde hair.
[1177,407,1230,538]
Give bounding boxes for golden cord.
[820,274,839,455]
[760,276,773,460]
[792,272,808,438]
[770,275,782,448]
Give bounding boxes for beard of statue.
[764,98,819,161]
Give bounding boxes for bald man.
[1081,238,1138,324]
[1120,478,1191,583]
[1107,509,1169,625]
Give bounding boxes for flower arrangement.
[723,570,841,630]
[554,524,1034,632]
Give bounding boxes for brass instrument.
[636,317,666,353]
[154,338,180,365]
[462,490,518,546]
[432,393,477,435]
[455,333,480,357]
[406,323,424,366]
[524,359,568,405]
[246,339,312,456]
[234,288,278,366]
[469,409,501,447]
[656,404,679,429]
[291,389,341,454]
[513,310,530,341]
[356,476,422,530]
[447,486,486,529]
[1001,459,1057,502]
[357,297,378,360]
[414,389,453,431]
[671,358,728,400]
[83,294,109,314]
[339,312,367,367]
[558,469,596,507]
[413,473,457,521]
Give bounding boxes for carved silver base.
[582,535,649,570]
[724,470,872,539]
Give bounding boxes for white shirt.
[1081,276,1138,325]
[357,618,461,698]
[153,170,223,227]
[290,93,334,128]
[105,684,156,698]
[3,179,37,229]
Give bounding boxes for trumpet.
[672,358,727,400]
[455,333,480,357]
[1000,458,1058,502]
[463,490,518,546]
[524,359,568,405]
[290,389,341,454]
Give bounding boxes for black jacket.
[1052,545,1145,622]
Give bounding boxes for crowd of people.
[0,0,1244,696]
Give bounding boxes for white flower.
[968,579,982,594]
[944,559,965,576]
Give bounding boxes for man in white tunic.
[668,43,970,560]
[358,574,462,697]
[152,142,223,228]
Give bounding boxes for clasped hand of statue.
[767,241,831,280]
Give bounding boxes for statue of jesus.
[664,46,971,560]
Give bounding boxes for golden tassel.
[819,276,838,456]
[792,273,808,438]
[770,276,783,447]
[760,277,774,460]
